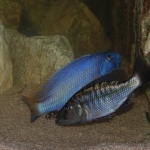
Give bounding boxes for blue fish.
[56,55,150,125]
[22,52,121,122]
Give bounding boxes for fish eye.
[107,54,112,61]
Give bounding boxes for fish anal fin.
[45,110,58,119]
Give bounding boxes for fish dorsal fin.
[82,68,129,90]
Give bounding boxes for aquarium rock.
[141,9,150,55]
[15,0,111,58]
[1,19,74,85]
[9,34,74,85]
[0,20,13,94]
[0,0,21,29]
[144,33,150,56]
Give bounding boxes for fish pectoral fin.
[45,110,58,119]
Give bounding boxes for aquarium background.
[1,0,150,149]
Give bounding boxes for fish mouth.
[56,109,82,126]
[55,104,84,126]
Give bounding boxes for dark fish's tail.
[134,55,150,85]
[22,96,41,122]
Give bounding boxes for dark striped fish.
[56,55,150,125]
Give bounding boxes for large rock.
[13,0,111,58]
[141,8,150,114]
[141,9,150,55]
[0,0,21,29]
[0,21,13,94]
[144,32,150,56]
[12,0,55,32]
[8,33,74,85]
[39,0,111,57]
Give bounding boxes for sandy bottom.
[1,85,150,150]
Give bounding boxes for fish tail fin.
[22,96,41,122]
[134,55,150,85]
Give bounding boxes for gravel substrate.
[1,84,150,150]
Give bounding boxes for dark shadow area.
[18,12,38,37]
[83,0,135,58]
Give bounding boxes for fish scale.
[84,77,140,121]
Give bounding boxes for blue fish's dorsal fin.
[80,68,129,91]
